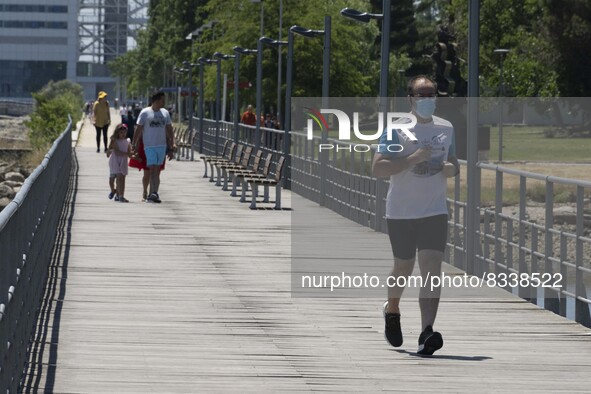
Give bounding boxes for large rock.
[0,184,14,199]
[553,205,577,225]
[1,180,22,188]
[0,197,11,210]
[4,171,25,183]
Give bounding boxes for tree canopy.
[109,0,591,102]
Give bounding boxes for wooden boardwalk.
[24,115,591,393]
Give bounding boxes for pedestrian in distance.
[93,91,111,153]
[371,75,460,356]
[132,91,176,204]
[240,104,256,126]
[106,124,134,203]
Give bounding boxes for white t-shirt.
[378,115,456,219]
[137,107,171,148]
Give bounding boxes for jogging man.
[133,91,176,203]
[371,75,460,356]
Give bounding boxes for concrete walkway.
[23,112,591,392]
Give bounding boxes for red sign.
[227,81,252,89]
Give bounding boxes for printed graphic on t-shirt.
[149,113,166,128]
[411,132,448,177]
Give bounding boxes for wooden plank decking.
[23,115,591,393]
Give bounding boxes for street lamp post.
[285,19,331,191]
[198,57,214,156]
[494,48,509,162]
[233,47,258,143]
[341,0,391,108]
[341,0,391,229]
[182,61,196,160]
[291,20,331,203]
[260,36,288,150]
[214,52,236,153]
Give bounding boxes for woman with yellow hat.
[92,91,111,152]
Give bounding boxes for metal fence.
[0,118,72,392]
[194,117,591,327]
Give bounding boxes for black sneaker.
[382,301,403,347]
[147,192,161,203]
[417,325,443,356]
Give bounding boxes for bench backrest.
[260,153,273,177]
[240,146,253,167]
[251,150,264,172]
[273,156,285,182]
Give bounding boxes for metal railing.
[0,118,72,392]
[195,118,591,327]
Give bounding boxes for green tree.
[445,0,560,97]
[544,0,591,96]
[26,80,84,148]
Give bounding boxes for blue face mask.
[415,98,436,119]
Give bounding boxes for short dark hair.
[151,90,165,103]
[407,75,437,96]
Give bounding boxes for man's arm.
[165,124,175,149]
[442,155,460,178]
[132,124,143,148]
[371,148,431,179]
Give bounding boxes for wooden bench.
[199,140,233,179]
[240,155,285,210]
[215,145,253,190]
[227,150,265,197]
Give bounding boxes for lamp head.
[340,8,382,23]
[290,25,325,38]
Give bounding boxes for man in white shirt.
[133,91,176,203]
[372,75,460,356]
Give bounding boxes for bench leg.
[215,166,223,186]
[222,170,229,191]
[202,159,209,178]
[230,176,239,197]
[240,178,247,202]
[249,183,258,209]
[263,185,270,203]
[209,163,215,182]
[274,183,282,210]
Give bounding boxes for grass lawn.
[486,125,591,163]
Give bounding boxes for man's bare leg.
[417,249,443,330]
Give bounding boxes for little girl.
[106,124,133,202]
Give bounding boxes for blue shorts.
[144,146,166,167]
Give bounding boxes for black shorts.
[387,214,448,260]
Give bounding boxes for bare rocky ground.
[0,115,34,211]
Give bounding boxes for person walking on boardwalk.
[371,75,460,356]
[132,91,176,203]
[106,124,133,202]
[129,139,167,202]
[93,91,111,153]
[240,104,256,126]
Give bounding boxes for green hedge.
[26,80,84,149]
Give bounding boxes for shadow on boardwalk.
[22,116,591,392]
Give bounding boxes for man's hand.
[442,161,459,177]
[166,144,177,160]
[408,147,432,165]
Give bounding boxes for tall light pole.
[494,48,509,162]
[260,36,288,144]
[182,60,197,160]
[277,0,283,127]
[341,0,391,229]
[291,20,331,203]
[198,57,213,156]
[214,52,236,151]
[284,20,331,190]
[233,46,257,143]
[341,0,391,109]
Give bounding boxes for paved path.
[23,112,591,392]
